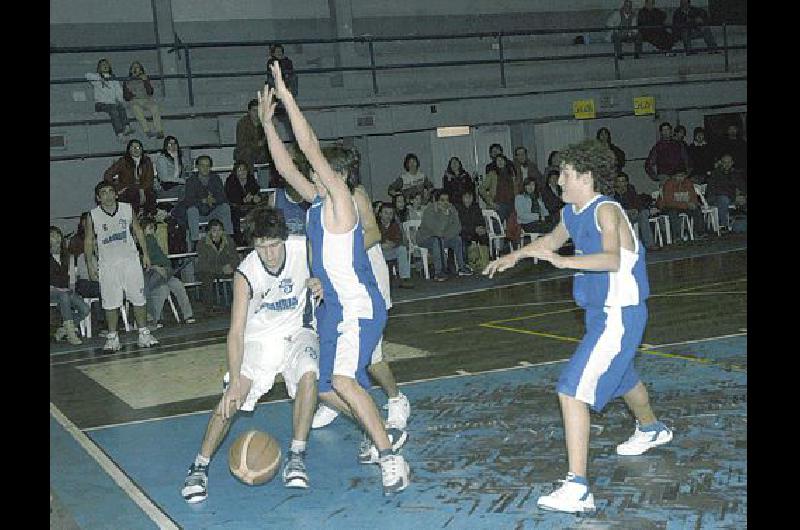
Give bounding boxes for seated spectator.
[611,172,658,251]
[416,190,472,281]
[545,150,561,179]
[596,127,626,172]
[266,43,298,96]
[123,61,164,139]
[638,0,674,52]
[51,226,90,345]
[455,190,488,248]
[484,143,506,176]
[713,123,747,173]
[656,169,706,241]
[673,124,689,149]
[512,146,545,189]
[154,135,189,199]
[224,161,263,244]
[233,99,271,173]
[393,193,411,224]
[514,177,553,235]
[645,122,689,183]
[103,138,157,216]
[541,169,565,224]
[140,219,195,326]
[706,154,745,231]
[195,219,240,312]
[85,58,133,141]
[442,156,475,205]
[273,180,309,236]
[672,0,717,54]
[479,154,519,223]
[388,153,434,202]
[406,192,425,221]
[184,155,234,245]
[687,126,714,182]
[69,213,106,335]
[377,202,413,288]
[607,0,642,59]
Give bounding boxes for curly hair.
[555,139,617,194]
[243,204,289,243]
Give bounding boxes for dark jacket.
[196,232,240,277]
[103,155,157,215]
[233,115,270,168]
[612,184,640,211]
[706,167,744,199]
[224,173,261,206]
[672,6,709,33]
[687,143,714,181]
[455,202,487,243]
[645,139,689,178]
[184,173,228,216]
[442,170,475,205]
[638,7,674,50]
[540,183,565,223]
[50,252,70,288]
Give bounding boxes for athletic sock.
[567,473,588,486]
[290,440,307,454]
[194,454,210,467]
[640,420,666,432]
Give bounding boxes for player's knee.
[298,371,317,388]
[331,374,357,394]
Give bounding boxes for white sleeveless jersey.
[367,244,392,310]
[90,202,139,266]
[237,235,311,340]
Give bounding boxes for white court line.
[652,291,747,297]
[643,332,747,350]
[391,299,574,318]
[50,402,179,529]
[395,246,747,304]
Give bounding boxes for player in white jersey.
[84,181,158,351]
[181,205,322,504]
[260,60,409,496]
[311,185,411,430]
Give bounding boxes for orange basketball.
[228,430,282,485]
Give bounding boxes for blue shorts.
[316,300,387,393]
[557,303,647,412]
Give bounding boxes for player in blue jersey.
[258,60,410,496]
[484,139,672,513]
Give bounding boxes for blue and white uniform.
[274,188,309,236]
[367,244,391,364]
[306,195,387,392]
[232,235,319,411]
[558,194,650,411]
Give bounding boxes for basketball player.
[484,140,673,513]
[181,206,321,503]
[84,181,158,351]
[259,61,410,495]
[311,183,411,431]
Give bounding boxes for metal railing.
[50,24,745,107]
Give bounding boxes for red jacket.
[657,177,698,210]
[103,155,157,214]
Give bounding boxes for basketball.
[228,430,282,485]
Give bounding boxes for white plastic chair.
[519,228,542,264]
[677,213,695,241]
[650,190,672,245]
[694,183,720,236]
[482,209,512,259]
[401,220,430,280]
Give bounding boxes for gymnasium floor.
[50,237,747,529]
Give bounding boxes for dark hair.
[195,155,213,167]
[208,219,224,231]
[522,177,540,199]
[231,161,250,178]
[96,58,112,76]
[403,153,420,172]
[615,172,630,182]
[95,180,115,197]
[596,127,612,142]
[243,205,289,243]
[555,139,617,193]
[514,146,528,156]
[269,43,285,55]
[489,143,503,154]
[693,126,705,137]
[674,125,687,135]
[372,200,383,216]
[547,150,560,167]
[392,193,407,210]
[433,188,449,201]
[124,139,144,163]
[160,135,183,167]
[659,122,672,131]
[445,156,464,176]
[247,98,259,111]
[128,61,145,77]
[321,145,360,192]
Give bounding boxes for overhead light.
[437,126,470,138]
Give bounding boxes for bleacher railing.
[50,24,744,108]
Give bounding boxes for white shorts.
[370,337,384,364]
[99,259,146,310]
[238,327,320,411]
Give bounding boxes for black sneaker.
[282,451,309,488]
[181,463,209,504]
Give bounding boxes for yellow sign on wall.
[634,96,656,116]
[573,99,596,119]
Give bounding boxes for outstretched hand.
[482,252,520,279]
[269,61,291,100]
[257,85,278,124]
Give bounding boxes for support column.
[328,0,370,92]
[151,0,186,103]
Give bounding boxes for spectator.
[416,190,472,281]
[596,127,626,172]
[123,61,164,139]
[607,0,642,59]
[541,169,565,224]
[514,177,553,234]
[545,150,561,179]
[611,172,658,251]
[233,99,271,173]
[388,153,434,202]
[656,169,706,241]
[406,192,425,221]
[713,123,747,172]
[85,58,133,141]
[512,146,545,189]
[687,127,714,182]
[705,153,745,231]
[672,0,717,54]
[673,124,688,148]
[393,193,411,224]
[455,190,488,248]
[273,181,309,236]
[224,161,263,244]
[372,200,384,221]
[103,138,157,216]
[479,154,518,223]
[442,156,475,205]
[50,226,90,345]
[266,43,298,96]
[68,213,107,335]
[484,143,506,176]
[184,155,234,245]
[645,122,689,183]
[377,203,413,288]
[154,135,189,199]
[638,0,674,52]
[195,219,241,312]
[140,219,195,326]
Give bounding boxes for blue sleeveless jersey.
[561,195,649,308]
[306,196,385,320]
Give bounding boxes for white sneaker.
[380,454,410,496]
[616,422,673,456]
[359,427,408,464]
[537,473,595,513]
[282,451,309,489]
[181,463,209,504]
[311,404,339,429]
[385,393,411,430]
[137,327,159,348]
[103,332,121,352]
